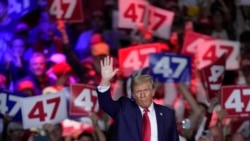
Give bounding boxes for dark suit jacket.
[97,88,180,141]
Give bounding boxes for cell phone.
[202,130,211,138]
[181,119,191,129]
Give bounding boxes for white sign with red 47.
[197,40,240,70]
[21,91,67,129]
[221,85,250,118]
[118,0,174,39]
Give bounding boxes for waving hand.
[99,56,119,86]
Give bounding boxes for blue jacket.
[97,89,180,141]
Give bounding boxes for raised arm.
[178,82,201,112]
[57,20,89,83]
[178,82,203,139]
[97,56,120,118]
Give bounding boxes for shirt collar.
[139,102,154,114]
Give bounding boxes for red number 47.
[123,3,166,31]
[28,97,60,122]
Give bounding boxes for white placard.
[118,0,174,39]
[197,40,240,70]
[21,91,67,129]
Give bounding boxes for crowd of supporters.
[0,0,250,141]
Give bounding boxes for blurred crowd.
[0,0,250,141]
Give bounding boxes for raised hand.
[56,20,69,44]
[100,56,119,86]
[57,20,66,34]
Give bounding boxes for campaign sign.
[0,90,28,122]
[197,40,240,70]
[231,119,250,138]
[149,53,191,83]
[119,43,164,77]
[47,0,84,22]
[181,31,213,58]
[200,54,226,101]
[8,0,38,19]
[221,85,250,118]
[21,91,67,129]
[118,0,174,39]
[69,84,100,117]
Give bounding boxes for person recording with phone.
[96,56,180,141]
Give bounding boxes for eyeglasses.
[134,88,152,95]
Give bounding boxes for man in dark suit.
[97,56,180,141]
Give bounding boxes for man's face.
[132,81,155,108]
[241,58,250,85]
[30,56,46,76]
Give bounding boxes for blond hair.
[131,75,154,92]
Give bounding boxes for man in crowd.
[96,56,179,141]
[16,52,55,95]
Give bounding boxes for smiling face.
[132,75,155,108]
[30,53,46,76]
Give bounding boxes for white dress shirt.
[139,103,158,141]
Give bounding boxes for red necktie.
[142,108,151,141]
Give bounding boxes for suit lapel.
[154,104,164,141]
[135,103,142,140]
